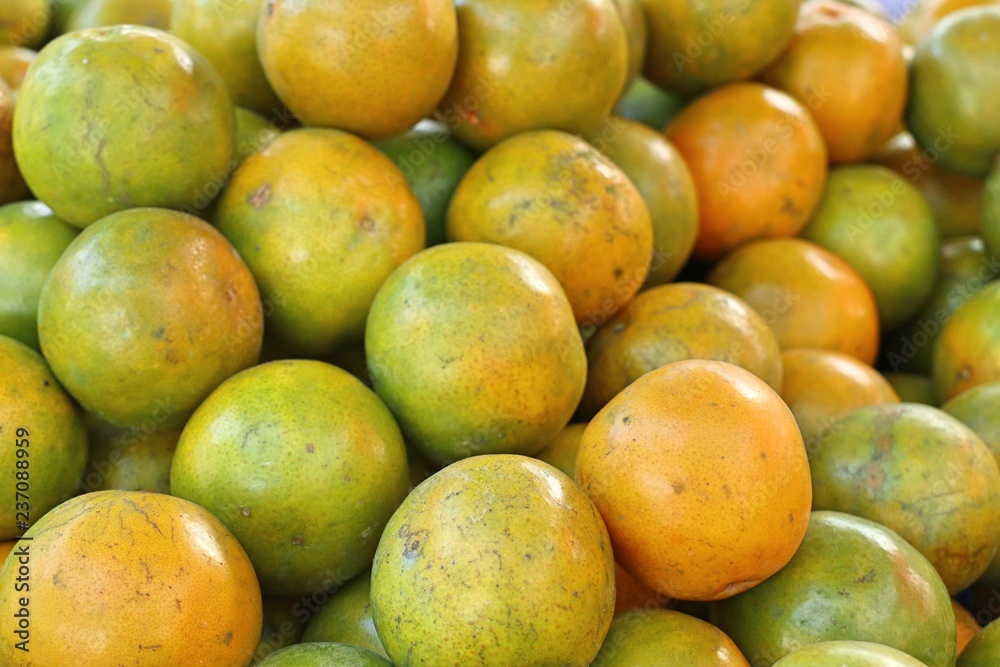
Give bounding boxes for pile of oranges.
[1,0,1000,665]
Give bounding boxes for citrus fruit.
[13,25,235,227]
[301,570,387,658]
[577,359,811,601]
[613,563,668,615]
[437,0,627,151]
[62,0,172,31]
[0,490,263,666]
[253,597,308,665]
[0,335,87,539]
[535,423,587,478]
[446,130,652,326]
[900,0,999,44]
[884,373,938,404]
[592,608,750,666]
[983,161,1000,259]
[214,128,424,356]
[959,618,1000,666]
[0,0,49,48]
[666,83,827,260]
[38,208,262,428]
[614,0,648,86]
[614,76,684,129]
[773,641,934,666]
[0,201,78,349]
[234,107,281,164]
[933,281,1000,400]
[955,601,982,655]
[371,455,615,667]
[257,643,392,667]
[0,78,27,205]
[257,0,457,139]
[0,46,34,90]
[82,416,179,494]
[580,282,783,417]
[710,511,956,667]
[171,360,409,597]
[708,238,881,364]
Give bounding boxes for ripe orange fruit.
[535,423,587,478]
[708,238,881,364]
[955,600,981,655]
[593,609,750,665]
[759,1,908,163]
[933,282,1000,401]
[577,359,811,601]
[665,83,827,261]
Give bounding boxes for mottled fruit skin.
[959,616,1000,665]
[171,360,409,598]
[258,0,457,139]
[258,643,392,667]
[172,0,282,114]
[779,348,899,452]
[83,416,180,494]
[709,238,881,364]
[365,243,586,465]
[13,25,235,227]
[38,208,262,428]
[0,491,263,666]
[0,79,28,205]
[773,641,934,666]
[215,128,424,356]
[0,201,78,349]
[302,570,387,658]
[534,423,587,478]
[710,511,956,667]
[933,282,1000,401]
[437,0,628,151]
[448,130,651,326]
[578,360,812,601]
[0,336,87,539]
[588,116,699,287]
[592,609,750,666]
[810,403,1000,593]
[907,7,1000,177]
[371,455,615,667]
[641,0,800,97]
[581,283,783,417]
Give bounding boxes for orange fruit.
[961,618,1000,665]
[257,0,457,139]
[436,0,627,151]
[779,348,899,452]
[666,83,828,261]
[593,609,750,665]
[933,281,1000,401]
[900,0,1000,45]
[759,1,908,163]
[614,0,648,87]
[580,282,783,417]
[577,359,811,601]
[0,490,262,666]
[0,542,13,565]
[709,238,881,364]
[955,600,982,655]
[774,641,942,666]
[641,0,801,97]
[0,46,34,90]
[447,130,652,326]
[301,570,388,658]
[0,78,26,205]
[534,422,587,478]
[613,562,668,616]
[884,373,939,405]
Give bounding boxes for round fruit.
[0,335,87,539]
[959,618,1000,666]
[906,6,1000,177]
[0,78,27,205]
[580,283,783,417]
[884,373,939,405]
[535,423,587,478]
[233,107,280,164]
[933,282,1000,401]
[172,0,282,115]
[613,562,668,616]
[63,0,171,31]
[665,83,827,261]
[577,359,811,601]
[900,0,999,44]
[0,490,262,666]
[779,348,899,452]
[710,511,956,667]
[810,403,1000,593]
[0,0,49,48]
[171,360,409,597]
[38,208,262,428]
[614,76,684,129]
[641,0,800,97]
[257,0,457,139]
[447,130,652,326]
[801,165,939,330]
[773,641,934,666]
[614,0,648,86]
[592,609,749,665]
[0,201,78,349]
[437,0,628,151]
[301,571,387,658]
[955,601,981,655]
[708,238,881,364]
[83,417,179,494]
[365,243,586,465]
[984,161,1000,260]
[214,128,424,356]
[13,25,235,227]
[371,455,615,667]
[373,120,476,248]
[587,116,699,287]
[759,1,907,163]
[258,643,392,667]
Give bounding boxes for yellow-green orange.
[0,335,87,539]
[365,243,586,465]
[234,107,281,164]
[371,455,615,667]
[984,162,1000,262]
[302,571,387,658]
[447,130,652,325]
[592,609,750,666]
[13,25,235,227]
[172,360,408,597]
[83,416,179,494]
[0,46,34,90]
[933,282,1000,401]
[885,373,939,405]
[62,0,171,31]
[0,490,263,666]
[0,0,49,48]
[614,76,684,129]
[900,0,999,44]
[535,423,587,478]
[0,201,78,349]
[578,360,811,601]
[581,283,782,417]
[959,618,1000,666]
[258,643,392,667]
[38,208,262,428]
[773,641,934,666]
[215,128,424,356]
[614,0,648,86]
